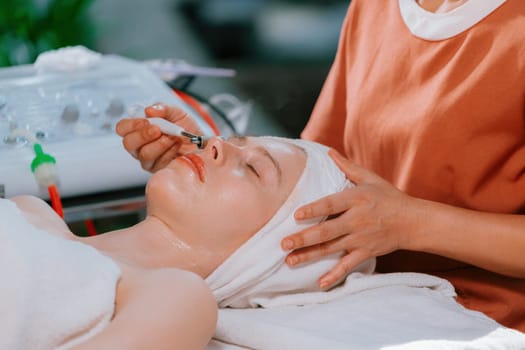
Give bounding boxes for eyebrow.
[229,135,283,184]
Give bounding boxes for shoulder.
[139,268,216,310]
[139,268,216,321]
[114,267,217,349]
[72,267,217,350]
[9,195,72,238]
[10,194,50,207]
[124,266,214,301]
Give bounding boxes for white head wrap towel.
[206,138,376,308]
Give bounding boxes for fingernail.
[319,279,329,289]
[151,103,165,110]
[295,210,305,220]
[286,256,298,266]
[282,239,294,250]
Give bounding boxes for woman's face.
[146,136,306,257]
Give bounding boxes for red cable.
[48,184,98,236]
[84,219,98,236]
[173,89,221,136]
[47,184,64,219]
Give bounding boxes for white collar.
[398,0,506,41]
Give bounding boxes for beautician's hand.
[116,103,203,172]
[282,149,419,289]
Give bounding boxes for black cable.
[172,76,196,91]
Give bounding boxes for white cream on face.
[232,168,245,178]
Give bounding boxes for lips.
[177,154,206,182]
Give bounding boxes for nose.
[205,136,242,164]
[205,136,226,163]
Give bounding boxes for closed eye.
[246,163,260,178]
[229,135,282,184]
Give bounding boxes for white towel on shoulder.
[0,198,121,350]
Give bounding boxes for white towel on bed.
[206,138,375,308]
[207,272,525,350]
[0,198,121,350]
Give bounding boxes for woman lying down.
[0,136,375,350]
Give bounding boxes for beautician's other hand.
[282,149,420,289]
[116,103,203,172]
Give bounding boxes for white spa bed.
[205,273,525,350]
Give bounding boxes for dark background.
[171,0,348,136]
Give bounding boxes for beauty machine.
[0,49,240,223]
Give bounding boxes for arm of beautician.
[403,199,525,278]
[284,150,525,287]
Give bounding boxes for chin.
[145,171,165,197]
[146,170,178,202]
[145,169,199,216]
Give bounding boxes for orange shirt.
[302,0,525,331]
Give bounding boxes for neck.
[81,215,222,278]
[417,0,468,13]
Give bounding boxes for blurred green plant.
[0,0,95,66]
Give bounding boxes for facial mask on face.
[206,138,376,308]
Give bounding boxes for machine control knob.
[62,104,80,123]
[106,98,125,117]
